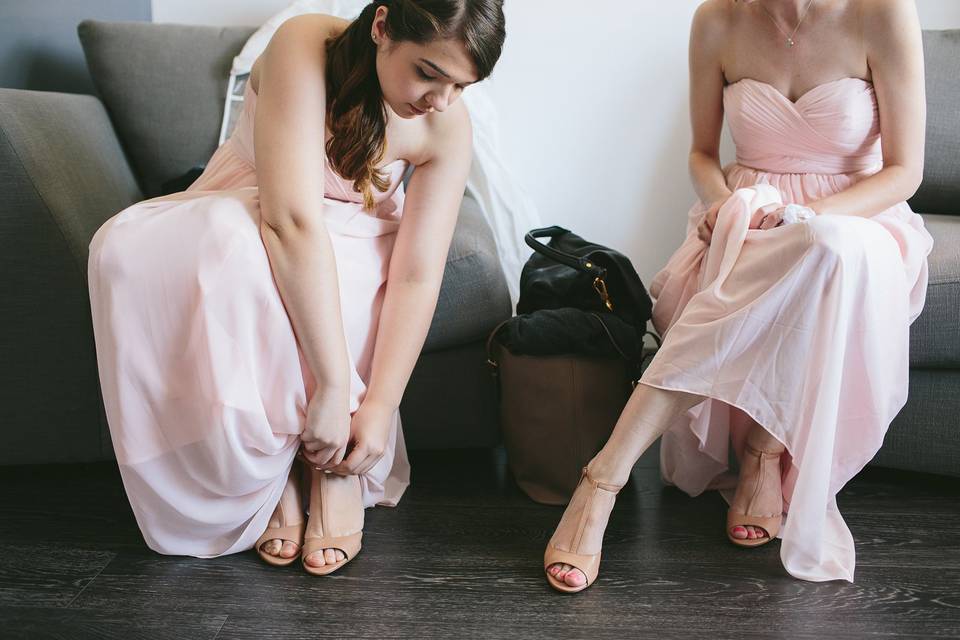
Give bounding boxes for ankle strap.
[581,466,623,493]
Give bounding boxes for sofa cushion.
[909,214,960,368]
[909,30,960,216]
[423,193,512,352]
[79,20,255,198]
[0,88,142,464]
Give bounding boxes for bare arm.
[254,16,351,392]
[689,1,733,208]
[254,16,354,467]
[366,106,472,410]
[333,102,473,475]
[809,0,926,218]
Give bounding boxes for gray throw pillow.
[78,20,255,197]
[910,30,960,216]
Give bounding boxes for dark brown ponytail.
[325,0,506,209]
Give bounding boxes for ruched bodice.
[724,77,882,175]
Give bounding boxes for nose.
[426,85,456,113]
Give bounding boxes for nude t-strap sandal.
[255,475,306,567]
[727,444,783,548]
[544,466,623,593]
[301,468,364,576]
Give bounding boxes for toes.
[564,569,586,588]
[279,541,299,558]
[334,549,345,562]
[747,526,758,540]
[547,563,560,576]
[305,551,326,567]
[323,549,337,564]
[261,539,281,556]
[731,526,748,540]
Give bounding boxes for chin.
[385,99,420,119]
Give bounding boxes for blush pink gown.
[88,83,410,557]
[640,78,933,582]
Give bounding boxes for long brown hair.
[325,0,506,209]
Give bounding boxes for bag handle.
[526,227,616,311]
[525,227,607,278]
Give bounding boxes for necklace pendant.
[786,37,795,47]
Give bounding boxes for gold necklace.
[759,0,816,48]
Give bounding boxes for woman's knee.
[804,215,888,262]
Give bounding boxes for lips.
[409,104,427,116]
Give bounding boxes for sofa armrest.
[0,88,141,464]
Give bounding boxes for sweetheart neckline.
[725,77,872,105]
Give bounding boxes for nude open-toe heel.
[255,466,305,567]
[543,466,624,594]
[727,444,783,548]
[301,468,364,576]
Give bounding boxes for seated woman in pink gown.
[544,0,933,591]
[87,0,505,575]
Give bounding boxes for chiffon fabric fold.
[640,78,933,582]
[88,82,410,557]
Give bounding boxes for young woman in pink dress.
[545,0,933,590]
[88,0,505,575]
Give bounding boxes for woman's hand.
[300,388,352,470]
[696,199,725,245]
[329,399,395,476]
[754,204,786,230]
[753,203,816,230]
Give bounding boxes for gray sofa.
[872,30,960,477]
[0,22,957,477]
[0,20,510,465]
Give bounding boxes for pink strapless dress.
[87,83,410,557]
[640,78,933,582]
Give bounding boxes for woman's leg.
[547,382,705,588]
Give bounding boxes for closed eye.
[416,66,437,81]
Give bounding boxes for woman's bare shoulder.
[858,0,919,32]
[250,14,350,91]
[408,99,472,167]
[691,0,734,50]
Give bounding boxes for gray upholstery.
[910,215,960,368]
[401,342,501,449]
[78,21,255,197]
[909,30,960,216]
[0,88,142,464]
[425,195,513,351]
[875,368,960,477]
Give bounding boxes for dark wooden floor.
[1,446,959,640]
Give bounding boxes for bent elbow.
[259,207,325,243]
[906,165,925,199]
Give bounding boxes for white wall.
[153,0,960,280]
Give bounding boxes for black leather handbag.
[488,227,659,504]
[517,226,653,327]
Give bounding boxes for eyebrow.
[419,58,476,85]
